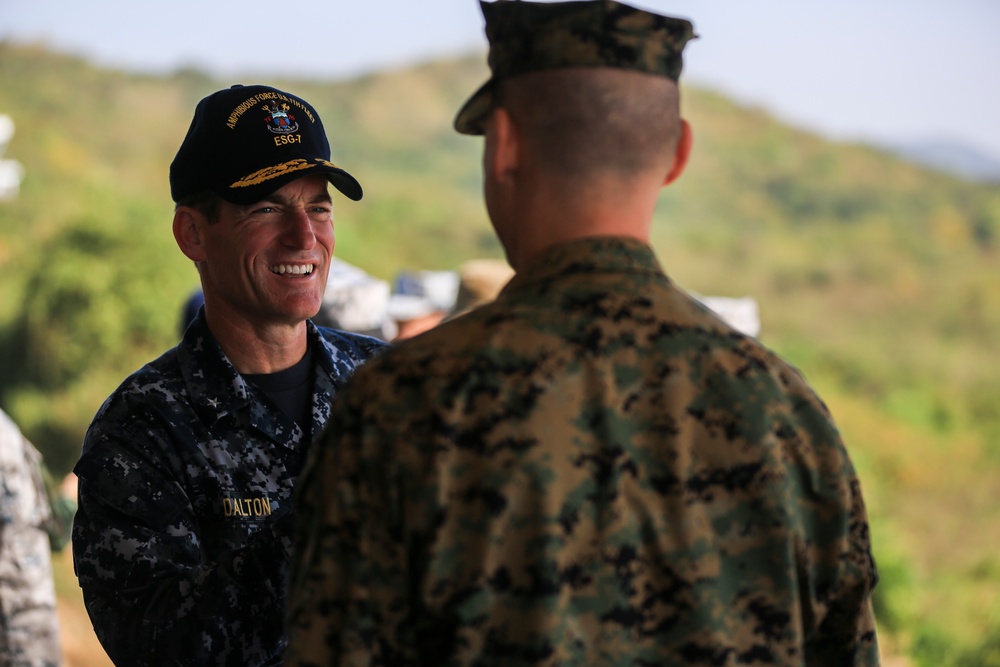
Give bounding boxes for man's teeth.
[270,264,315,275]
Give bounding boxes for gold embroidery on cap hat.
[230,158,316,189]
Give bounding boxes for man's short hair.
[174,189,223,223]
[498,68,682,179]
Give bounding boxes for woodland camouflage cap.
[454,0,696,135]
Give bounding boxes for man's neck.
[509,180,657,271]
[204,308,310,375]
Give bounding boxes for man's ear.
[173,207,208,262]
[664,119,693,186]
[487,106,520,183]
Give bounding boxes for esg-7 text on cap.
[170,84,362,205]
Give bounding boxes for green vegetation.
[1,41,998,664]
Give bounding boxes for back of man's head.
[455,0,695,191]
[498,68,681,185]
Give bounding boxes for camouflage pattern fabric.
[1,408,62,667]
[285,236,880,666]
[455,0,696,134]
[72,313,386,666]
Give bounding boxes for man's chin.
[272,299,324,327]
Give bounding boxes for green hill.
[1,41,998,664]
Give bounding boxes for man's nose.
[282,207,317,249]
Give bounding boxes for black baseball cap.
[169,84,362,205]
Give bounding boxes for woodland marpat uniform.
[73,313,385,666]
[286,237,880,666]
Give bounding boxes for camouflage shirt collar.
[502,235,665,295]
[177,313,338,421]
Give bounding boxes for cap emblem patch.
[262,103,299,134]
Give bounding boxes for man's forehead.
[259,175,333,203]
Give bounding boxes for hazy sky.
[2,0,998,158]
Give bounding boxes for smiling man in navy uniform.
[72,84,387,666]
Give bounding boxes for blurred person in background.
[178,287,206,337]
[387,269,459,340]
[445,257,514,320]
[285,1,880,665]
[1,407,62,667]
[72,84,387,666]
[313,257,396,340]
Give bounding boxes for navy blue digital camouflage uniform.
[285,237,880,666]
[73,311,386,666]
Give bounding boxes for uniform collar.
[501,235,664,296]
[177,314,340,439]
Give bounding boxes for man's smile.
[269,263,315,275]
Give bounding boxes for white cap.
[317,258,393,336]
[387,270,460,322]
